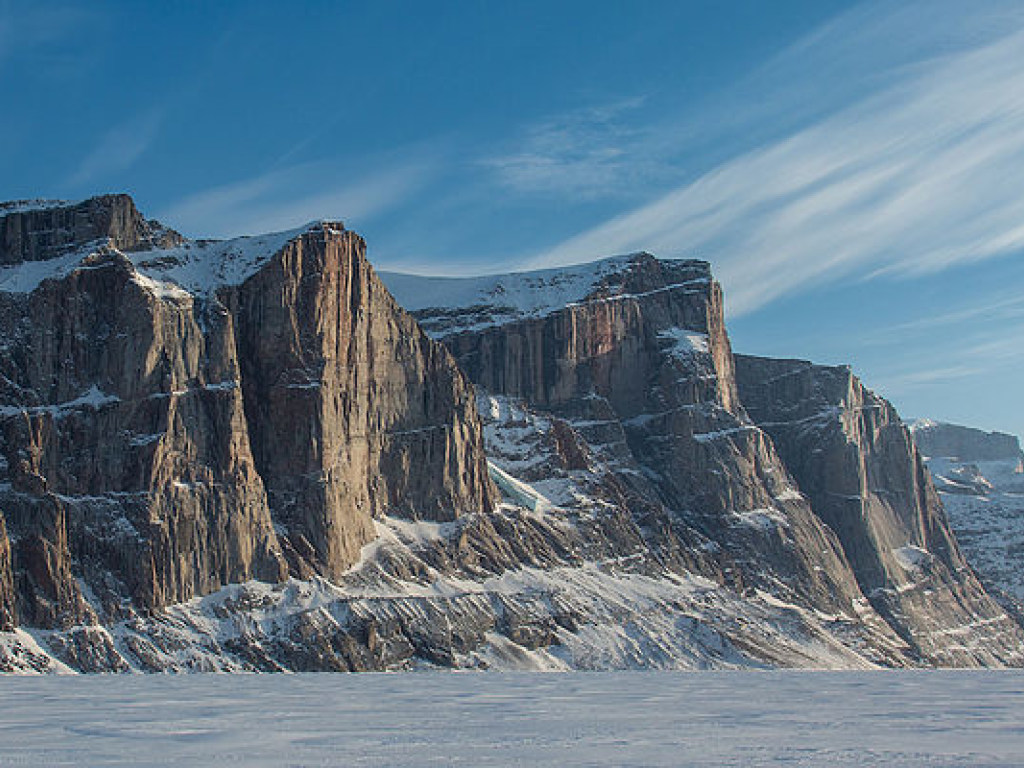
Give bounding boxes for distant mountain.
[0,194,1021,673]
[909,420,1024,614]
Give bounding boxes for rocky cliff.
[733,356,1023,664]
[385,254,1024,668]
[909,420,1024,612]
[912,421,1024,466]
[0,196,493,637]
[2,198,1021,673]
[0,195,182,265]
[386,256,1024,667]
[0,513,15,630]
[230,226,493,579]
[395,256,874,621]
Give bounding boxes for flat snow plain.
[2,672,1024,766]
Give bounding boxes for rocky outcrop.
[0,246,286,621]
[910,420,1024,613]
[0,512,15,630]
[230,226,494,579]
[734,356,1024,665]
[384,255,1024,668]
[911,421,1024,464]
[387,256,891,629]
[0,194,182,266]
[0,197,493,629]
[2,196,1020,672]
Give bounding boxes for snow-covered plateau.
[0,671,1022,766]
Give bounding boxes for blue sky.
[2,0,1022,440]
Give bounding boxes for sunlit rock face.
[230,226,494,579]
[0,194,183,266]
[386,254,1024,669]
[402,256,866,615]
[734,356,1024,665]
[0,196,493,630]
[0,193,1020,673]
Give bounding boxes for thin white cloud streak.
[65,110,162,189]
[530,10,1024,317]
[479,97,668,198]
[0,1,92,70]
[869,318,1024,397]
[881,365,983,390]
[887,295,1024,336]
[158,160,433,239]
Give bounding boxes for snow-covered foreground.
[1,672,1023,766]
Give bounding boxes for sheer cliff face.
[911,422,1024,465]
[231,228,493,578]
[0,195,182,265]
[442,258,740,415]
[385,256,1024,668]
[909,420,1024,622]
[388,256,874,620]
[734,356,1024,665]
[0,514,14,630]
[0,249,287,622]
[0,197,492,627]
[2,196,1020,672]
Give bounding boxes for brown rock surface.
[230,225,494,578]
[0,194,182,266]
[0,512,15,630]
[386,253,1024,667]
[401,256,878,619]
[734,355,1024,665]
[0,197,493,628]
[0,246,286,621]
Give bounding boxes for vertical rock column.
[0,512,16,630]
[0,249,287,620]
[233,224,494,579]
[735,355,1024,665]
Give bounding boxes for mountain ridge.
[1,194,1021,672]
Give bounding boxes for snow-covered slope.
[0,220,322,296]
[380,254,711,338]
[910,421,1024,608]
[0,487,884,674]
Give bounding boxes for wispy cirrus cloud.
[529,3,1024,317]
[875,319,1024,396]
[881,365,984,391]
[479,97,669,198]
[0,1,95,72]
[886,294,1024,337]
[157,158,434,239]
[65,109,163,189]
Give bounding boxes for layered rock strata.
[385,255,1024,668]
[734,356,1024,664]
[0,194,182,265]
[388,258,897,637]
[0,196,493,630]
[2,194,1021,672]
